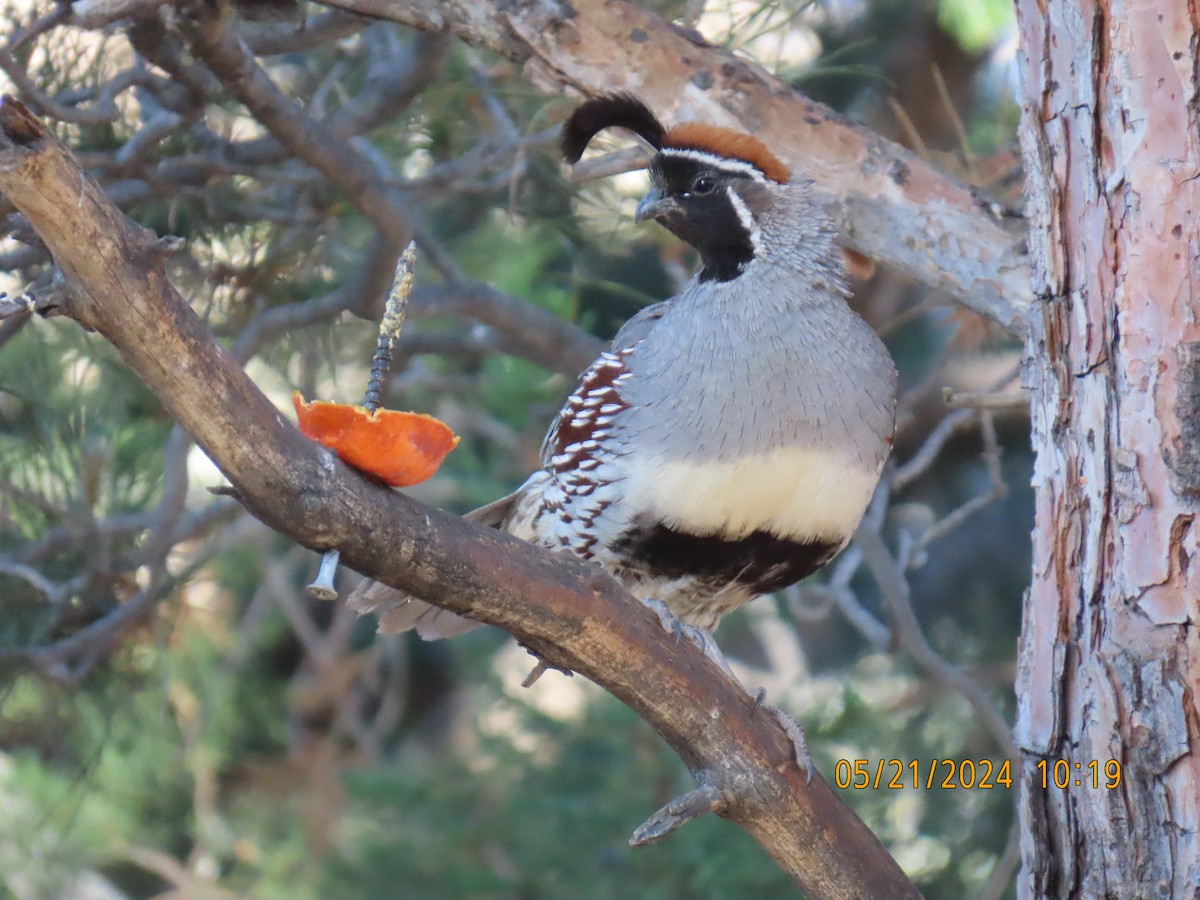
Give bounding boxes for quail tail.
[346,491,521,639]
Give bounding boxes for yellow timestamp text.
[834,758,1013,790]
[1034,758,1122,790]
[833,758,1124,790]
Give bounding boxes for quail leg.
[639,598,813,779]
[638,598,738,679]
[640,596,685,643]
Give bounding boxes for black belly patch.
[614,519,843,595]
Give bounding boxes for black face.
[649,154,758,283]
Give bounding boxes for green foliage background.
[1,2,1025,897]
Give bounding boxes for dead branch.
[0,567,169,685]
[180,8,600,375]
[183,6,416,249]
[317,0,1031,333]
[244,10,373,55]
[853,526,1016,760]
[943,388,1030,409]
[0,286,55,318]
[0,96,920,900]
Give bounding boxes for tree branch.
[183,4,414,248]
[0,96,920,900]
[181,6,599,374]
[853,526,1016,760]
[315,0,1031,332]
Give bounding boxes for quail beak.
[635,188,678,223]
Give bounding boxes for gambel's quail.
[350,95,897,689]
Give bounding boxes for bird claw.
[750,686,767,714]
[637,598,812,780]
[638,599,741,679]
[678,624,739,680]
[764,703,814,782]
[750,685,813,780]
[640,596,684,643]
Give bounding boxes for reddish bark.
[1014,2,1200,894]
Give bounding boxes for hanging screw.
[305,548,341,601]
[306,241,417,600]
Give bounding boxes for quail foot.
[350,94,898,776]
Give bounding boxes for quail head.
[350,94,898,647]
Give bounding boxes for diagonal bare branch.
[0,93,920,900]
[315,0,1031,333]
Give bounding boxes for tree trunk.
[1015,2,1200,895]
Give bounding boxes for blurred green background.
[0,0,1027,897]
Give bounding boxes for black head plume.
[561,93,665,164]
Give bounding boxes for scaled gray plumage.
[349,96,897,640]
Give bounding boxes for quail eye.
[690,175,717,195]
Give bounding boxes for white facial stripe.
[658,147,768,183]
[725,188,762,253]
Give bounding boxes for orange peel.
[293,392,459,487]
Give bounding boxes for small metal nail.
[303,241,418,600]
[306,548,341,601]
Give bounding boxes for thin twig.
[894,361,1022,490]
[629,783,723,846]
[785,545,891,650]
[0,285,63,319]
[885,96,929,159]
[978,814,1021,900]
[943,387,1030,410]
[4,5,71,55]
[0,45,131,125]
[902,409,1009,567]
[930,63,973,181]
[569,145,653,181]
[0,566,170,685]
[892,408,974,490]
[853,526,1015,759]
[0,560,70,603]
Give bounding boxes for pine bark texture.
[1015,2,1200,895]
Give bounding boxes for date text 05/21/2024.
[833,758,1123,790]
